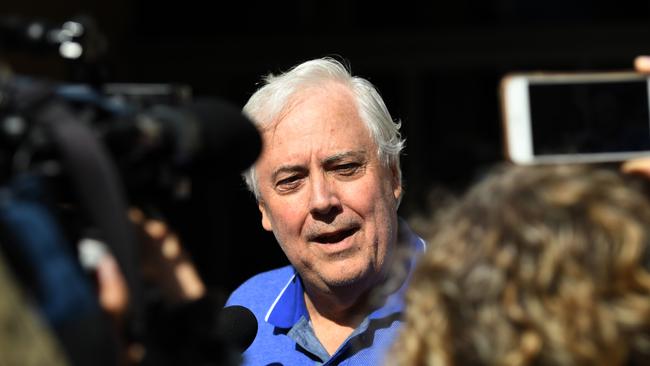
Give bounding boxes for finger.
[143,219,169,240]
[621,157,650,178]
[96,254,129,317]
[161,234,182,260]
[127,207,145,225]
[634,56,650,73]
[173,261,206,300]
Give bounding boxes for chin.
[323,265,374,289]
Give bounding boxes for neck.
[303,283,371,325]
[302,284,372,355]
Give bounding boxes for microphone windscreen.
[189,97,262,176]
[216,305,258,353]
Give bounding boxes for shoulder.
[225,265,294,313]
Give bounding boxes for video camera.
[0,14,261,366]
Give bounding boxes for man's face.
[255,82,402,295]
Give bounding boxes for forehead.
[259,83,375,162]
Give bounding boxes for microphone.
[216,305,258,353]
[170,97,262,176]
[102,96,262,177]
[140,297,257,366]
[94,96,262,207]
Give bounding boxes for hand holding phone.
[500,71,650,164]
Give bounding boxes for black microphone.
[103,96,262,176]
[216,305,258,353]
[141,297,257,366]
[97,96,262,207]
[172,97,262,176]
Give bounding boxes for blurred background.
[2,0,650,297]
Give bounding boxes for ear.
[390,163,402,203]
[258,201,273,232]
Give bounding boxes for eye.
[276,174,303,192]
[335,163,361,176]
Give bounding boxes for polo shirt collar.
[265,271,307,328]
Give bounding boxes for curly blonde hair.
[390,164,650,366]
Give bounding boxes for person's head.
[391,164,650,366]
[242,57,405,297]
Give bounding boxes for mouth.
[311,226,360,244]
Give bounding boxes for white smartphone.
[500,71,650,164]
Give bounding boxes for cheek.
[279,202,308,228]
[265,199,309,241]
[355,178,399,246]
[275,229,312,270]
[262,187,308,221]
[343,176,395,215]
[271,224,303,264]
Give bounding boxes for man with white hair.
[226,57,426,365]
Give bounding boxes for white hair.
[242,57,405,200]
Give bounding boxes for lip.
[312,227,358,244]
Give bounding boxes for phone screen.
[528,81,650,155]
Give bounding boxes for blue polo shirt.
[226,223,426,365]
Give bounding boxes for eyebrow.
[271,165,308,183]
[322,150,367,166]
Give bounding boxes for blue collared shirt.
[226,222,426,365]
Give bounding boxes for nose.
[308,173,342,220]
